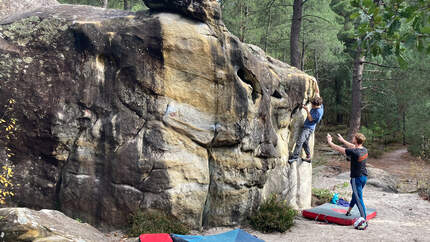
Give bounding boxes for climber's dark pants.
[291,127,313,159]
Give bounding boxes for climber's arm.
[313,79,320,97]
[327,133,346,155]
[337,134,355,148]
[303,105,313,121]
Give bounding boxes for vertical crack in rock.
[55,128,84,211]
[202,147,214,228]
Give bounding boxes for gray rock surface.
[0,1,317,229]
[366,167,399,193]
[336,167,399,193]
[0,207,110,241]
[0,0,58,20]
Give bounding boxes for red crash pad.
[302,203,377,225]
[139,233,173,242]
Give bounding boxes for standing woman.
[326,132,369,230]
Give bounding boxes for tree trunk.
[402,111,406,145]
[314,49,318,81]
[103,0,108,8]
[290,0,303,69]
[347,49,365,141]
[238,1,248,42]
[264,6,273,52]
[300,29,305,70]
[335,75,343,124]
[124,0,130,10]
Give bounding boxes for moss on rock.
[3,16,70,47]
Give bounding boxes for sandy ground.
[115,148,430,242]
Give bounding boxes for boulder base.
[0,208,110,242]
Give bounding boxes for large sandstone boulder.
[0,207,110,241]
[0,1,317,229]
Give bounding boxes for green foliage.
[418,180,430,201]
[222,0,343,65]
[407,104,430,160]
[127,210,190,237]
[357,50,430,160]
[329,1,430,159]
[335,0,430,66]
[58,0,148,11]
[0,98,17,204]
[312,188,333,204]
[249,195,297,233]
[131,2,147,12]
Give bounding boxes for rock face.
[0,1,317,229]
[366,167,399,193]
[337,167,399,193]
[0,207,110,241]
[0,0,58,20]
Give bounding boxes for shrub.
[127,210,190,237]
[418,185,430,200]
[312,188,333,206]
[0,98,18,205]
[418,178,430,200]
[249,195,297,233]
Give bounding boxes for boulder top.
[0,0,58,20]
[143,0,222,24]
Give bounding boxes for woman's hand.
[302,105,309,112]
[337,133,345,142]
[327,133,333,143]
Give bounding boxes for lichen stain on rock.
[95,54,105,85]
[3,16,69,47]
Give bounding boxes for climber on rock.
[288,79,324,164]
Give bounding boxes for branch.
[247,1,287,15]
[363,78,401,81]
[361,61,399,68]
[362,61,430,72]
[364,69,385,72]
[361,103,372,110]
[269,0,277,9]
[302,14,332,23]
[274,4,294,7]
[302,0,309,6]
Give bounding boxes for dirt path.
[203,147,430,242]
[369,147,430,178]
